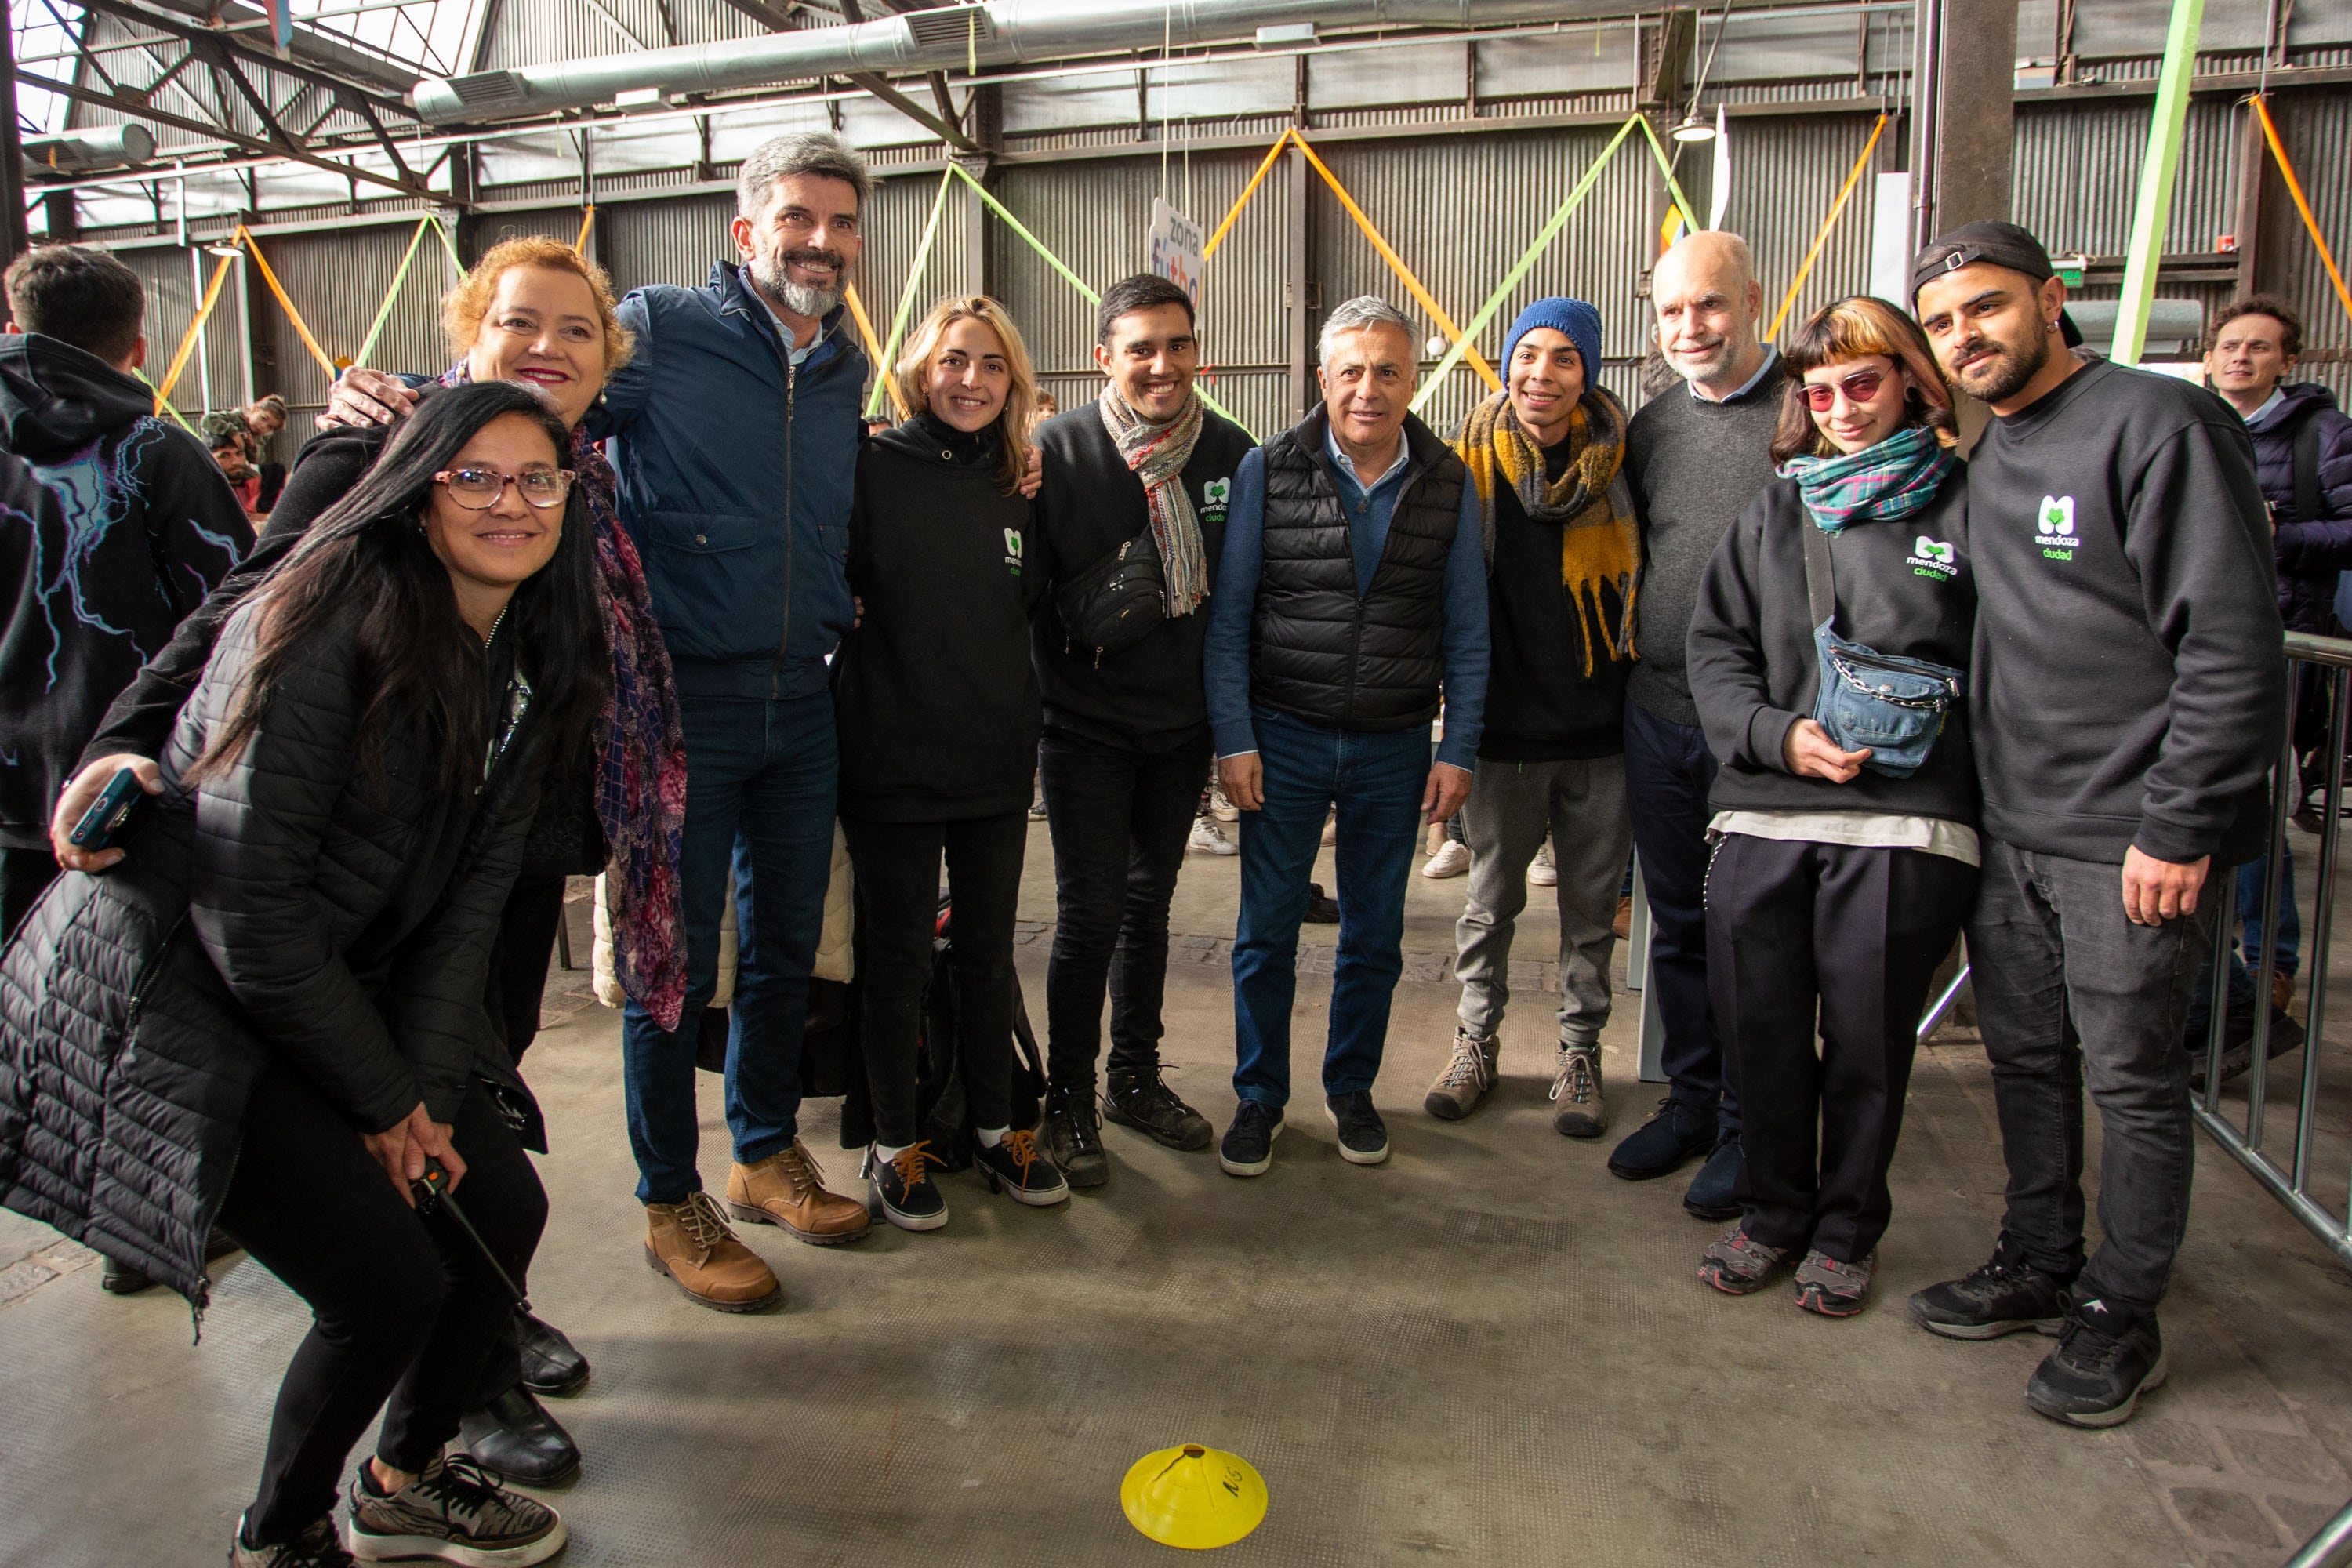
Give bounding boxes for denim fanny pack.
[1802,524,1962,779]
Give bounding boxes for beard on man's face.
[752,245,846,319]
[1950,321,2052,405]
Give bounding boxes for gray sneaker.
[1549,1042,1607,1138]
[233,1516,354,1567]
[1794,1249,1876,1317]
[1424,1026,1498,1120]
[346,1454,567,1565]
[1698,1227,1792,1295]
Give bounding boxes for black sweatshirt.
[833,413,1044,822]
[1479,442,1632,760]
[1687,471,1976,822]
[1966,359,2285,866]
[0,335,252,848]
[1027,399,1253,753]
[1625,356,1788,726]
[81,422,389,764]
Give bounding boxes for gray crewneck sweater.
[1624,356,1787,725]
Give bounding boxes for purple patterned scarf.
[441,365,689,1029]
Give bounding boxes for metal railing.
[2194,630,2352,1272]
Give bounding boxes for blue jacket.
[593,263,865,700]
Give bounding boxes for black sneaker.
[1103,1069,1214,1151]
[1324,1091,1389,1166]
[1682,1136,1744,1221]
[232,1515,354,1567]
[864,1142,949,1232]
[1907,1235,2072,1340]
[1607,1097,1716,1181]
[1304,882,1341,924]
[345,1454,565,1565]
[973,1129,1070,1207]
[1218,1100,1284,1178]
[2026,1301,2167,1428]
[1041,1083,1109,1188]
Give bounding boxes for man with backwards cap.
[1424,298,1639,1140]
[1907,221,2283,1428]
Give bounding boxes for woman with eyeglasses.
[1682,296,1976,1318]
[49,238,692,1483]
[2,381,608,1567]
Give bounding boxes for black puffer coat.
[0,597,547,1308]
[2249,382,2352,632]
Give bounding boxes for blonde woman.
[833,296,1068,1229]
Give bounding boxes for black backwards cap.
[1909,220,2083,347]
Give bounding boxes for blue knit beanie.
[1501,298,1603,388]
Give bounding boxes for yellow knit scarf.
[1455,386,1639,675]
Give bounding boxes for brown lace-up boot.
[644,1192,783,1312]
[726,1138,872,1244]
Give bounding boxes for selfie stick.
[412,1158,532,1312]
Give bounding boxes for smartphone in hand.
[67,768,148,851]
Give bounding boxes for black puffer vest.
[1251,407,1466,732]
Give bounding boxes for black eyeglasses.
[1801,368,1886,412]
[433,466,575,510]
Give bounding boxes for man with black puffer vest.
[1908,222,2285,1430]
[1029,275,1253,1189]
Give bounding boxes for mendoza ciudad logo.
[1908,535,1958,582]
[2036,494,2077,561]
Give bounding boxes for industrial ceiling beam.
[13,67,440,200]
[711,0,976,151]
[71,0,424,124]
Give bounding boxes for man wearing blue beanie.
[1425,296,1640,1142]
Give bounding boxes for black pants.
[1037,727,1209,1088]
[1705,835,1976,1262]
[1,846,58,943]
[844,812,1028,1147]
[1623,703,1737,1133]
[485,872,568,1065]
[220,1067,545,1545]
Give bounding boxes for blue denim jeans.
[1622,702,1738,1134]
[622,691,837,1204]
[1231,710,1428,1109]
[2238,849,2300,978]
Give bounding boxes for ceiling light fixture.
[1671,111,1717,143]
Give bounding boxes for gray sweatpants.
[1453,755,1633,1048]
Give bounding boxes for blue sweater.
[1204,433,1489,771]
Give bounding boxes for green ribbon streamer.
[135,367,198,433]
[1409,115,1642,416]
[945,162,1250,436]
[1635,114,1706,238]
[867,165,956,417]
[355,215,435,368]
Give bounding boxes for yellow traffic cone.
[1120,1443,1269,1550]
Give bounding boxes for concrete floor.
[5,816,2352,1568]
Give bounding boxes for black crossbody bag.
[1054,525,1167,665]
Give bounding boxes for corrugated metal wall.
[121,245,252,422]
[2261,92,2352,404]
[241,223,461,422]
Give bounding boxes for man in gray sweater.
[1612,231,1787,1219]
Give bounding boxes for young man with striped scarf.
[1029,274,1254,1189]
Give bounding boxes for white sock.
[873,1142,909,1162]
[975,1125,1009,1149]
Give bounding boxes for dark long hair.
[1769,296,1959,465]
[196,380,610,795]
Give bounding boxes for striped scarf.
[1455,385,1639,676]
[1098,384,1210,615]
[440,365,690,1031]
[1777,423,1955,534]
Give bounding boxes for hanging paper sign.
[1145,197,1204,309]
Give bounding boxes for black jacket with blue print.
[833,413,1044,822]
[0,335,251,850]
[1965,359,2284,868]
[1028,398,1254,754]
[1687,466,1976,822]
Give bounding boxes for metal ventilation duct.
[412,0,1630,124]
[23,125,158,177]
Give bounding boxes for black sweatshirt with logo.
[1686,470,1976,822]
[833,414,1043,822]
[1965,358,2284,866]
[1027,400,1253,754]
